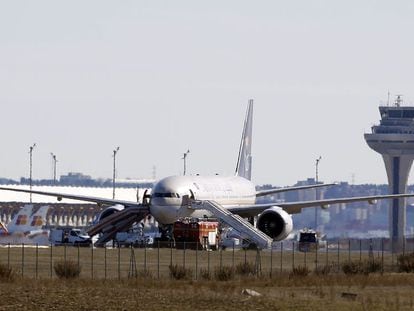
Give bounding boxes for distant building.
[60,172,93,185]
[17,172,155,188]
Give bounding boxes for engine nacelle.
[257,206,293,241]
[96,204,125,222]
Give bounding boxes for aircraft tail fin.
[29,206,49,228]
[7,205,49,234]
[235,99,253,180]
[7,204,33,233]
[0,221,8,235]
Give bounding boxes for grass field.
[0,274,414,310]
[0,243,407,279]
[0,245,413,310]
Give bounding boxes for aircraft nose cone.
[150,202,179,225]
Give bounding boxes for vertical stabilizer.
[7,205,33,233]
[29,206,49,228]
[7,205,49,234]
[235,99,253,180]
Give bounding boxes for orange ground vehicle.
[173,219,219,250]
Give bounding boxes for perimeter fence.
[0,238,414,280]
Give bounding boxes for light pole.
[182,149,190,176]
[112,147,120,199]
[29,143,36,203]
[51,153,57,185]
[315,156,322,230]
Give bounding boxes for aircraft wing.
[228,193,414,217]
[0,186,147,209]
[256,183,337,197]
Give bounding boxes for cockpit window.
[153,193,180,198]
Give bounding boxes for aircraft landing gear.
[154,224,174,247]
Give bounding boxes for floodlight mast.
[182,149,190,176]
[51,153,57,185]
[112,147,120,199]
[29,143,36,203]
[315,156,322,230]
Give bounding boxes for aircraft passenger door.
[181,189,195,207]
[189,189,195,200]
[142,189,151,205]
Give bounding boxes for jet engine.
[257,207,293,241]
[96,204,125,222]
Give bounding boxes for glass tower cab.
[365,95,414,252]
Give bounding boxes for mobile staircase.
[87,207,149,247]
[192,200,273,249]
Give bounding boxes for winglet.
[235,99,254,180]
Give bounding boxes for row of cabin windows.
[153,193,180,198]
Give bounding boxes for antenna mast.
[395,95,403,107]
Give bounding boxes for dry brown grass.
[235,261,256,276]
[0,263,15,281]
[0,274,413,310]
[169,264,193,280]
[341,259,382,276]
[214,265,234,281]
[290,265,310,278]
[1,246,414,309]
[397,252,414,272]
[54,260,81,279]
[0,245,403,280]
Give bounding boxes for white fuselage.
[149,175,256,224]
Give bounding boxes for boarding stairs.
[87,207,149,247]
[192,200,273,249]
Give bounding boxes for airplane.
[2,100,414,247]
[0,204,50,243]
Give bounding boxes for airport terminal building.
[0,185,155,228]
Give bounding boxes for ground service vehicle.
[173,219,219,250]
[49,228,92,246]
[298,228,326,252]
[115,231,154,247]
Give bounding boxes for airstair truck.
[50,227,92,246]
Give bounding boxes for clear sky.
[1,1,414,186]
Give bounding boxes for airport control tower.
[365,96,414,251]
